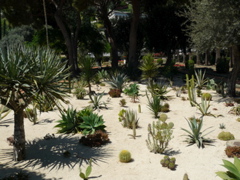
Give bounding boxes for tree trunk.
[204,50,209,65]
[215,48,221,65]
[13,108,25,161]
[128,0,141,72]
[196,52,200,65]
[102,14,118,69]
[54,9,79,76]
[227,45,240,97]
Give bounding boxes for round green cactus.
[159,113,168,122]
[218,131,235,141]
[201,93,212,101]
[168,162,176,170]
[168,122,174,129]
[119,150,131,163]
[170,157,176,163]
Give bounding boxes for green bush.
[216,57,229,73]
[218,131,235,141]
[123,83,139,103]
[201,93,212,101]
[119,150,132,163]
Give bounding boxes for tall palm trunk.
[13,108,25,161]
[128,0,141,72]
[227,45,240,97]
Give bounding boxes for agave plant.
[193,99,221,117]
[89,92,107,110]
[181,117,213,148]
[146,92,162,118]
[194,69,208,90]
[55,107,82,134]
[79,113,106,135]
[216,156,240,180]
[107,71,128,92]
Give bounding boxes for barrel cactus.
[201,93,212,101]
[119,150,132,163]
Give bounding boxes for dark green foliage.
[218,131,235,141]
[123,83,139,102]
[79,113,106,135]
[108,89,121,98]
[216,57,229,73]
[35,95,55,112]
[181,117,213,148]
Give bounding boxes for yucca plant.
[139,53,159,85]
[146,92,162,118]
[193,99,221,117]
[107,71,128,92]
[181,117,213,148]
[89,92,107,110]
[194,69,208,90]
[0,44,69,161]
[216,156,240,180]
[79,113,106,135]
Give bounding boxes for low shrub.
[225,146,240,158]
[218,131,235,141]
[119,150,132,163]
[108,89,121,98]
[79,130,110,147]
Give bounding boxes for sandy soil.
[0,76,239,180]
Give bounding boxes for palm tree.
[0,44,69,161]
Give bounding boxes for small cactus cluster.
[160,103,170,112]
[119,150,132,163]
[160,155,176,170]
[201,93,212,101]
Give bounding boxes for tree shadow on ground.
[0,135,112,172]
[0,118,13,127]
[0,164,52,180]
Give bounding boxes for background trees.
[184,0,240,96]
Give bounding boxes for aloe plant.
[193,99,221,117]
[216,156,240,180]
[79,113,106,135]
[181,117,213,148]
[194,69,208,90]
